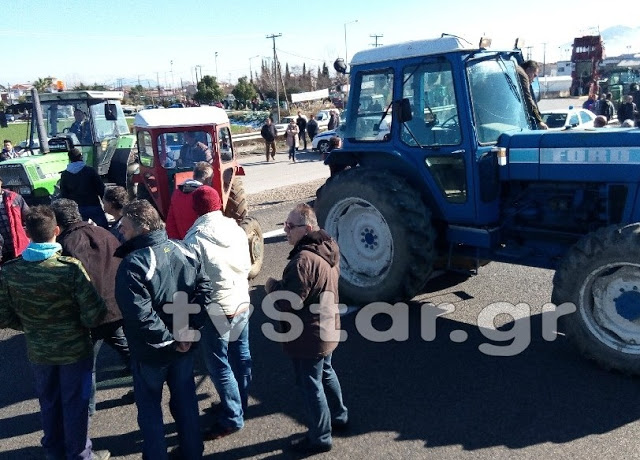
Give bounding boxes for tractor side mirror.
[394,98,413,123]
[105,103,118,121]
[334,58,348,75]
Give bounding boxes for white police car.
[311,130,337,154]
[541,106,596,130]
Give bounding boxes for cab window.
[218,127,234,162]
[345,69,394,141]
[137,131,154,167]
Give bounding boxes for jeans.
[201,308,252,429]
[78,205,108,229]
[292,353,348,447]
[30,356,93,460]
[130,353,203,460]
[289,145,296,161]
[89,322,130,416]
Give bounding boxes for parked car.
[312,129,338,154]
[5,113,15,122]
[541,107,596,130]
[274,116,297,134]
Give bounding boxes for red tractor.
[132,106,263,278]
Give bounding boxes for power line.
[370,34,384,48]
[275,48,326,63]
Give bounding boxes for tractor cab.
[132,106,243,220]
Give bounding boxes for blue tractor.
[314,35,640,374]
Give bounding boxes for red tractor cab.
[132,106,263,277]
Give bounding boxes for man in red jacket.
[0,175,29,263]
[166,162,213,239]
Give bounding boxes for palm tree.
[32,77,53,93]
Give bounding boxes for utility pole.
[370,34,383,47]
[525,46,533,60]
[266,33,282,121]
[156,72,161,104]
[215,52,219,82]
[170,60,174,94]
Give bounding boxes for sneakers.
[203,423,241,441]
[91,450,111,460]
[288,437,332,454]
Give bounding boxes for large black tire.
[225,177,248,223]
[107,148,138,200]
[239,216,264,279]
[552,223,640,375]
[314,168,436,305]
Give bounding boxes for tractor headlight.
[19,186,31,195]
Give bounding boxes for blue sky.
[2,0,639,88]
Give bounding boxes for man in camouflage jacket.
[0,206,109,460]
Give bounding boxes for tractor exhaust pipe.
[31,88,49,154]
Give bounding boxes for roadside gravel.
[247,177,324,210]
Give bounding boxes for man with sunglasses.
[265,203,348,454]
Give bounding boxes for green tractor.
[0,90,136,204]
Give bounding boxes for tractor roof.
[350,36,477,66]
[36,91,125,101]
[133,106,230,129]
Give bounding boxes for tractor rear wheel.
[225,177,248,223]
[240,216,264,279]
[314,168,436,305]
[552,223,640,375]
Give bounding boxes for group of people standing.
[0,149,349,458]
[260,109,340,162]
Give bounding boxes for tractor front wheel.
[552,224,640,375]
[314,168,436,305]
[240,216,264,279]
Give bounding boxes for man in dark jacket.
[115,199,213,460]
[60,148,108,228]
[617,95,637,124]
[265,203,348,454]
[306,115,319,141]
[178,131,212,167]
[517,61,548,130]
[296,111,308,151]
[51,198,131,416]
[260,117,277,161]
[103,186,129,243]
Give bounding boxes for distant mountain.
[600,26,640,56]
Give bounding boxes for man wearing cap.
[183,185,252,440]
[166,162,213,240]
[0,175,29,263]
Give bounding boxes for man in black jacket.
[50,198,131,416]
[260,117,277,161]
[59,148,108,228]
[296,111,308,151]
[115,199,213,460]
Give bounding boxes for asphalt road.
[3,99,640,459]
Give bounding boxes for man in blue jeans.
[114,199,213,460]
[265,203,348,454]
[183,185,253,440]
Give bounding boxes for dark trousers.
[30,356,93,460]
[89,321,130,415]
[264,140,276,160]
[131,353,203,460]
[78,205,108,229]
[298,131,307,149]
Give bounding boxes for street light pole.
[215,52,219,82]
[170,60,174,95]
[344,19,358,63]
[249,55,260,83]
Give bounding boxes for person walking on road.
[183,185,253,441]
[285,119,300,162]
[0,205,110,460]
[265,203,348,454]
[260,117,278,162]
[296,111,308,151]
[114,199,212,460]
